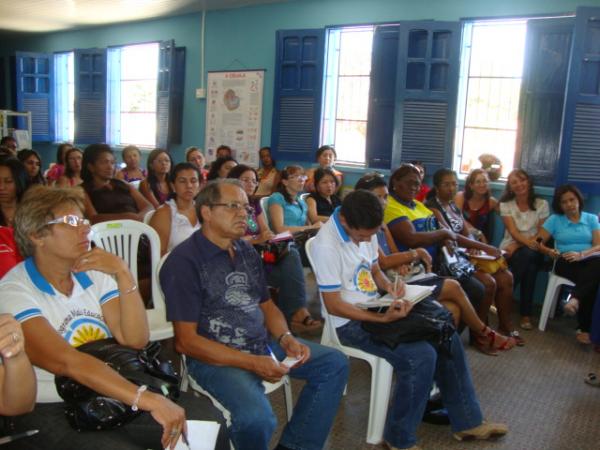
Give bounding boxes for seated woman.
[426,169,520,347]
[149,163,202,256]
[45,143,72,186]
[81,144,153,224]
[0,157,28,228]
[255,146,280,197]
[306,167,341,223]
[116,145,147,185]
[228,165,322,334]
[17,149,45,186]
[499,169,549,330]
[383,164,519,349]
[268,165,321,235]
[185,146,209,181]
[455,169,498,243]
[0,314,36,416]
[311,190,508,450]
[0,226,23,278]
[357,173,515,355]
[305,145,344,192]
[0,186,228,450]
[139,149,174,209]
[537,184,600,344]
[206,156,238,181]
[56,147,83,188]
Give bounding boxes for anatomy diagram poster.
[205,70,264,167]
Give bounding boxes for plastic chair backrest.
[143,209,155,224]
[260,196,271,228]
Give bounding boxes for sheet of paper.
[281,356,302,368]
[269,231,293,242]
[172,420,220,450]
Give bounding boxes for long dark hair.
[56,143,72,165]
[228,164,259,197]
[552,184,584,214]
[259,146,276,169]
[17,149,45,185]
[169,162,202,200]
[276,165,304,204]
[0,157,28,226]
[207,156,236,181]
[64,147,83,178]
[427,168,457,200]
[81,143,113,189]
[500,168,538,211]
[464,168,490,202]
[146,148,173,202]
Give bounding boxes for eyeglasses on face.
[209,202,255,215]
[289,175,308,182]
[46,215,90,227]
[239,177,258,185]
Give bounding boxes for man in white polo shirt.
[310,189,508,450]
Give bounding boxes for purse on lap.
[55,338,180,431]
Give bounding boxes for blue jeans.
[337,321,483,449]
[267,246,307,321]
[186,339,348,450]
[507,246,543,316]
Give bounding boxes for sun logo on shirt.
[354,263,377,296]
[72,325,108,347]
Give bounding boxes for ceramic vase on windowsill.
[478,153,502,181]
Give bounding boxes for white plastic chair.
[305,237,393,445]
[91,220,172,341]
[260,196,271,228]
[538,267,575,331]
[143,209,155,224]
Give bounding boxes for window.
[108,43,159,147]
[321,26,374,165]
[454,20,527,177]
[54,51,75,143]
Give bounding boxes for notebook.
[355,284,435,309]
[172,420,221,450]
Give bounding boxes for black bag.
[55,338,180,431]
[255,239,291,265]
[292,228,319,249]
[438,247,476,282]
[361,298,456,354]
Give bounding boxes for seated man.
[160,179,348,450]
[309,189,508,450]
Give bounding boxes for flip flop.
[584,373,600,387]
[576,330,591,345]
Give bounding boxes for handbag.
[361,297,456,354]
[255,240,291,265]
[469,254,508,274]
[55,338,180,431]
[438,246,476,282]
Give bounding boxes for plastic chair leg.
[365,359,394,445]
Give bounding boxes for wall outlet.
[195,88,206,99]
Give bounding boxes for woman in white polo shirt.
[0,186,227,450]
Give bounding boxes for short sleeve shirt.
[308,192,342,218]
[499,198,549,249]
[542,212,600,253]
[0,258,119,402]
[311,209,379,328]
[267,192,307,227]
[160,231,270,355]
[383,194,439,258]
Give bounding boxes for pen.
[0,429,39,445]
[159,385,190,449]
[181,429,191,450]
[266,344,280,364]
[393,272,399,300]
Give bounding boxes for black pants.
[555,257,600,332]
[2,391,229,450]
[507,247,544,316]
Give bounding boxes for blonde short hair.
[14,185,86,257]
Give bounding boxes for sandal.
[507,330,525,347]
[585,373,600,387]
[290,315,323,335]
[519,317,533,330]
[564,297,579,316]
[473,327,515,355]
[576,330,591,345]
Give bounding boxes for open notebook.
[355,284,435,309]
[172,421,220,450]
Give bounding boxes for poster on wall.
[204,70,264,167]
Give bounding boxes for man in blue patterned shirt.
[160,179,348,450]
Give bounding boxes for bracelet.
[131,384,147,411]
[277,331,293,345]
[121,283,138,295]
[409,249,418,262]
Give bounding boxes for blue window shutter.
[15,51,54,141]
[516,18,573,186]
[156,40,184,149]
[271,29,325,163]
[557,7,600,195]
[392,21,460,173]
[74,48,107,144]
[366,25,399,169]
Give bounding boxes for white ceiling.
[0,0,287,33]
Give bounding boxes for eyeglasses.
[210,202,255,215]
[239,177,258,185]
[46,215,90,227]
[361,172,384,183]
[289,175,308,182]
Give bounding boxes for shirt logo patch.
[64,317,111,347]
[224,272,253,306]
[354,262,377,296]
